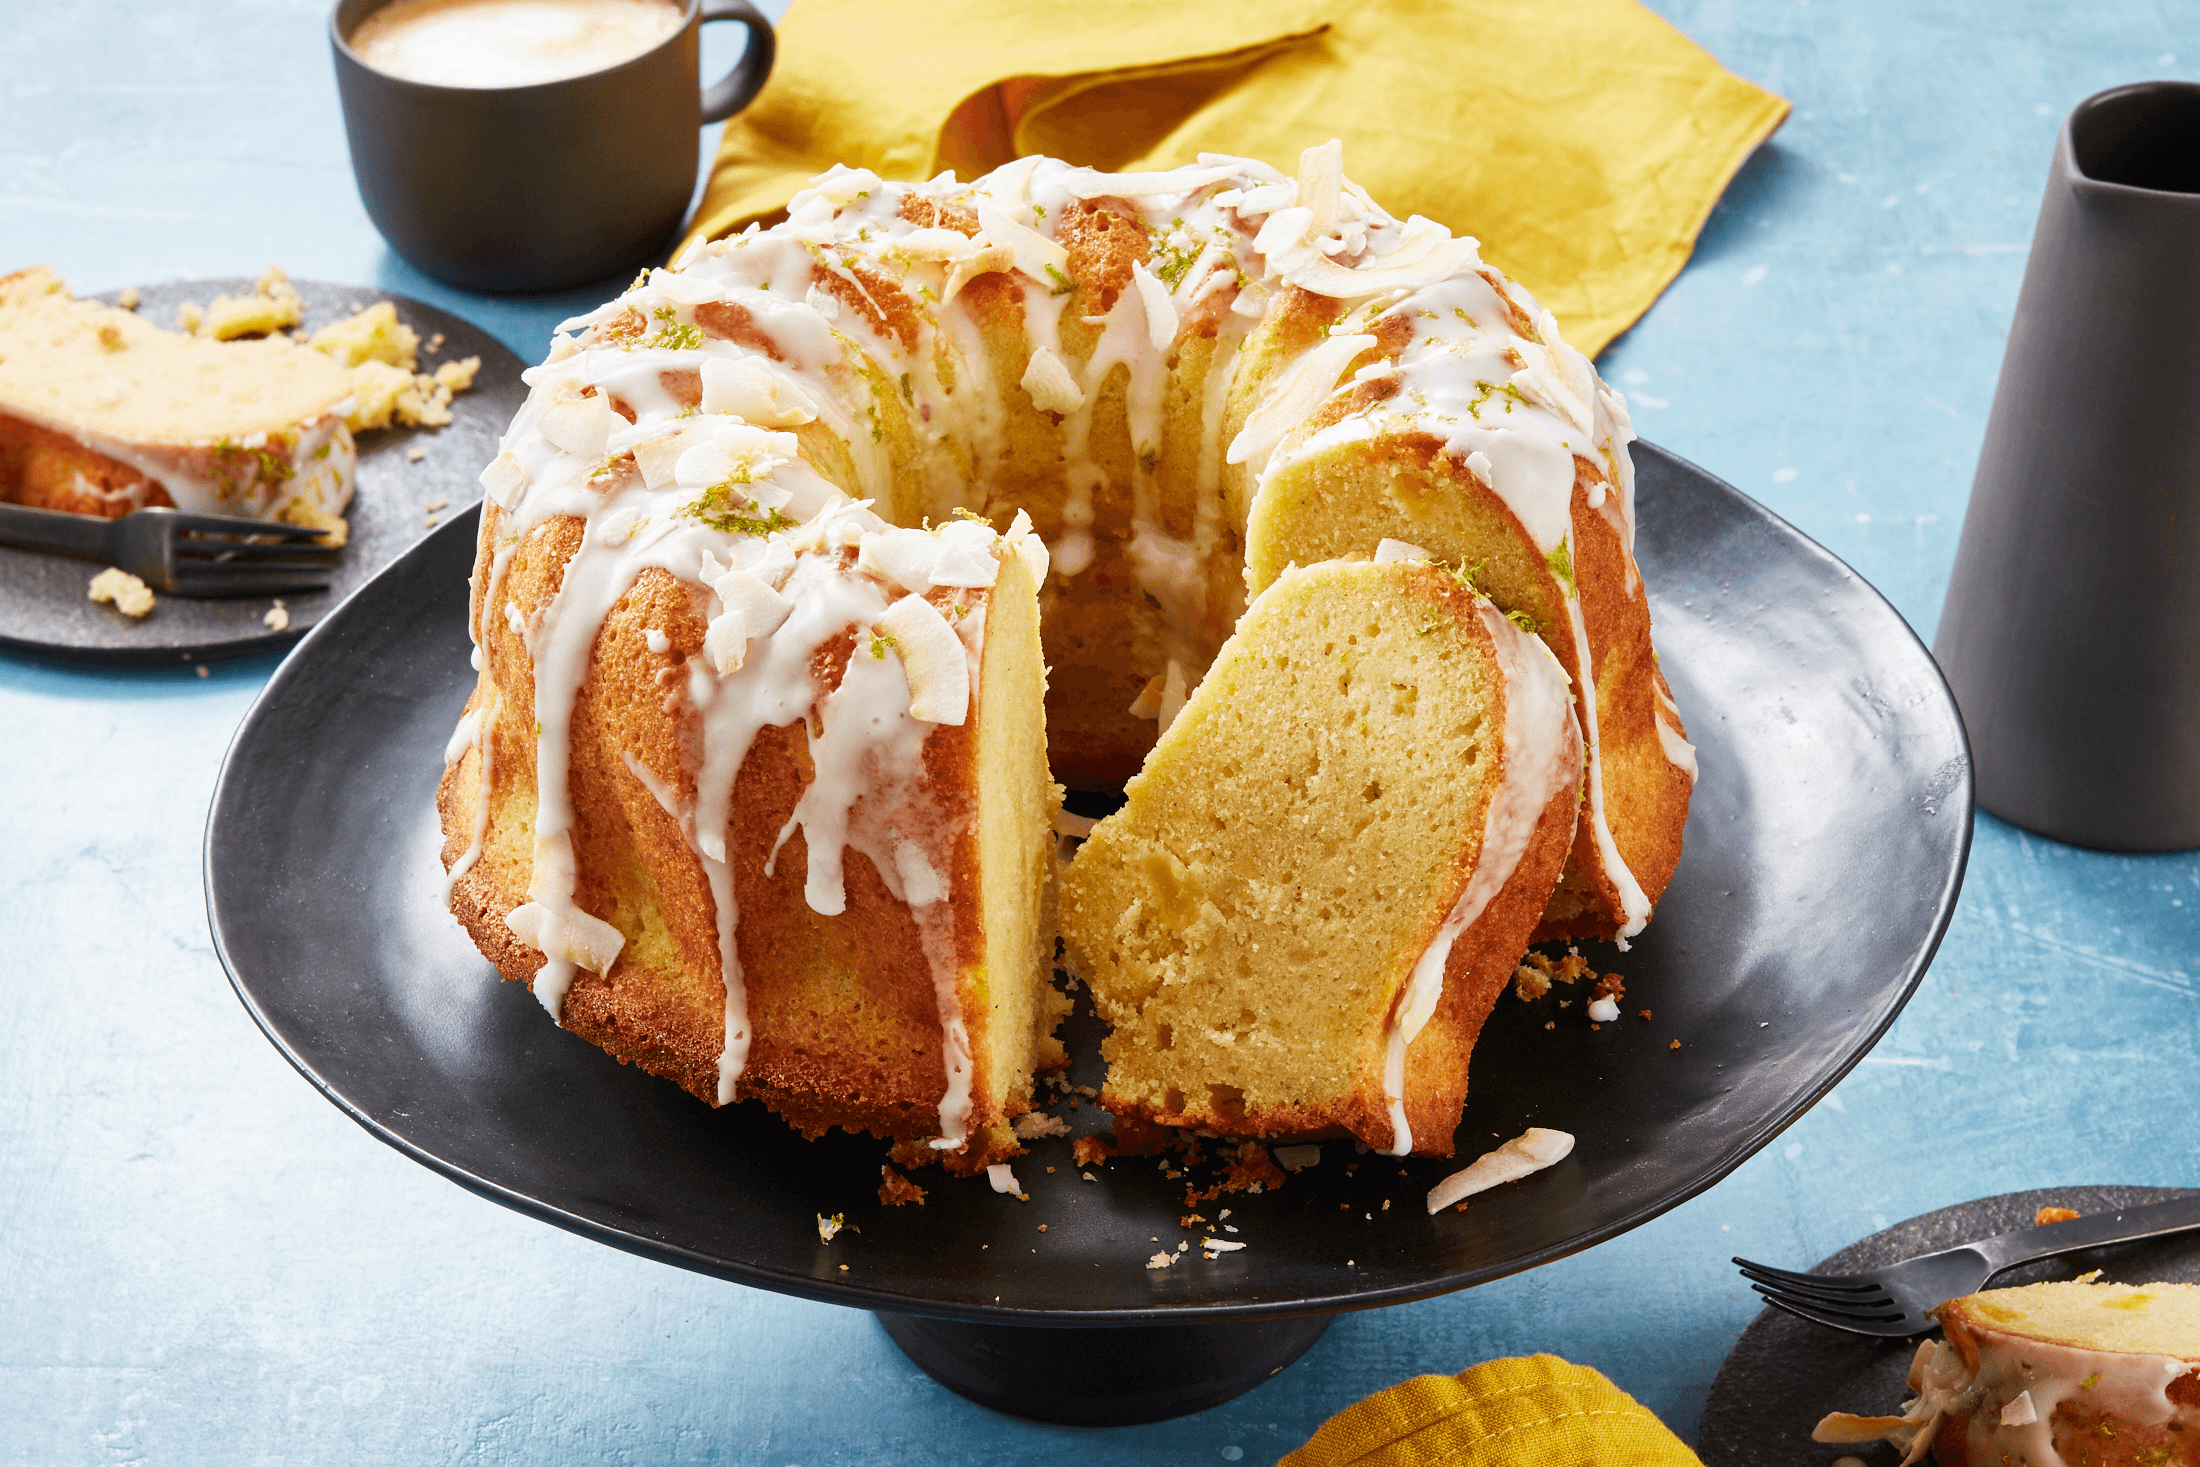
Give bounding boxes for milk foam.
[350,0,682,89]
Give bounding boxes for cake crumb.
[187,266,306,340]
[1273,1144,1322,1173]
[195,664,208,677]
[1037,1224,1047,1232]
[1639,1009,1654,1022]
[263,600,290,632]
[1180,1214,1206,1227]
[424,497,448,512]
[1147,1251,1177,1270]
[1013,1111,1069,1140]
[425,331,445,354]
[87,566,154,618]
[407,444,427,462]
[1080,1171,1097,1182]
[1670,1040,1682,1050]
[878,1164,926,1207]
[838,1264,849,1272]
[116,286,139,311]
[2035,1205,2082,1226]
[1072,1135,1115,1168]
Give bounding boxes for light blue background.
[4,2,2196,1462]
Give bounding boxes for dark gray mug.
[1934,80,2200,850]
[330,0,775,293]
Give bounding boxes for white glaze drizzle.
[1381,595,1581,1154]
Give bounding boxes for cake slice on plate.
[1817,1277,2200,1466]
[0,267,357,532]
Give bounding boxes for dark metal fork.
[1736,1192,2200,1336]
[0,502,340,596]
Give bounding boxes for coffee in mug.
[330,0,775,293]
[348,0,685,90]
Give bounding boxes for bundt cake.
[0,267,357,526]
[1059,551,1582,1156]
[439,145,1692,1167]
[1816,1279,2200,1466]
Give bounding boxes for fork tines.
[165,513,334,540]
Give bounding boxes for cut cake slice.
[0,267,357,527]
[1817,1278,2200,1467]
[1060,553,1582,1156]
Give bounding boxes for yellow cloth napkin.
[685,0,1787,355]
[1281,1355,1706,1466]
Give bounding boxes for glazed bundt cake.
[0,267,356,525]
[1817,1279,2200,1466]
[439,145,1692,1167]
[1059,552,1582,1156]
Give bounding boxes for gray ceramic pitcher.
[1934,81,2200,850]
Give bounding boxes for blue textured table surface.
[5,3,2196,1462]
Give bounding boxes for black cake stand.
[204,443,1972,1425]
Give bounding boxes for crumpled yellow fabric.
[1280,1355,1706,1466]
[684,0,1787,355]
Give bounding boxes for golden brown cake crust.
[0,409,168,517]
[438,503,1029,1174]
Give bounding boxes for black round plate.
[204,441,1972,1328]
[0,278,526,667]
[1700,1186,2200,1466]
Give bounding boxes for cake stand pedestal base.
[875,1310,1335,1425]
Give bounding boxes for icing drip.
[1653,682,1698,778]
[1563,592,1652,943]
[4,397,356,521]
[1382,598,1580,1155]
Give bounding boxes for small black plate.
[205,442,1972,1328]
[1700,1185,2200,1466]
[0,278,526,667]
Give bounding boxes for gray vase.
[1934,80,2200,850]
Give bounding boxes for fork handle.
[0,502,115,561]
[1975,1192,2200,1274]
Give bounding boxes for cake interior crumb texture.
[1067,560,1557,1151]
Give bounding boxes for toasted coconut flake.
[480,450,531,508]
[1130,261,1178,353]
[1225,333,1374,469]
[1426,1128,1574,1213]
[504,900,625,975]
[943,243,1016,303]
[539,388,618,460]
[1020,346,1084,415]
[976,202,1071,284]
[1811,1412,1916,1445]
[879,594,969,725]
[701,356,817,426]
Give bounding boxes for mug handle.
[700,0,776,123]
